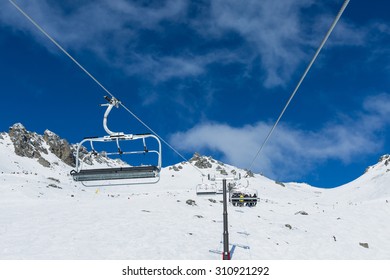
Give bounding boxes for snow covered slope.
[326,155,390,202]
[0,125,389,260]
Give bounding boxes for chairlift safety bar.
[73,133,162,173]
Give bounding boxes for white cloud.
[208,0,313,88]
[123,54,205,82]
[169,93,390,181]
[203,0,372,88]
[1,0,190,77]
[122,49,245,83]
[1,0,370,88]
[2,0,188,44]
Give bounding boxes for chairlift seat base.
[71,166,159,182]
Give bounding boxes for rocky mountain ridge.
[2,123,389,183]
[5,123,123,170]
[7,123,75,168]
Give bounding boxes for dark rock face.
[245,169,254,178]
[219,168,228,175]
[186,199,197,206]
[9,123,48,162]
[43,130,75,167]
[275,181,285,187]
[295,211,309,215]
[38,157,51,168]
[190,153,212,169]
[172,165,180,171]
[8,123,76,168]
[379,155,390,166]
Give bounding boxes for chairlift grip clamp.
[103,96,121,108]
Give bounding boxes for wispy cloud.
[123,54,206,83]
[206,0,314,88]
[1,0,371,88]
[169,93,390,181]
[1,0,190,76]
[2,0,388,122]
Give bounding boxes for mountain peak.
[379,154,390,165]
[43,129,57,138]
[9,122,26,131]
[8,122,48,161]
[6,123,76,168]
[189,152,213,169]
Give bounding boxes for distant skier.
[253,193,258,206]
[239,193,245,207]
[244,194,250,206]
[232,193,239,206]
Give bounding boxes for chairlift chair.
[229,180,259,207]
[70,96,162,186]
[196,183,219,195]
[196,173,241,195]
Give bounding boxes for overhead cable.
[247,0,351,173]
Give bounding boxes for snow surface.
[1,131,390,260]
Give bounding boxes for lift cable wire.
[247,0,351,173]
[9,0,206,177]
[8,0,114,100]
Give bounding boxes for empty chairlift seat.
[71,165,160,182]
[70,133,162,186]
[70,96,162,186]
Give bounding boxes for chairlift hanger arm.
[101,96,124,136]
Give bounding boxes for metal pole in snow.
[222,179,230,260]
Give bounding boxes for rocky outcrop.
[43,130,75,167]
[8,123,76,168]
[9,123,48,159]
[379,155,390,166]
[38,157,51,168]
[190,152,212,169]
[295,211,309,215]
[186,199,197,206]
[275,181,285,187]
[365,154,390,173]
[169,165,183,172]
[245,169,254,178]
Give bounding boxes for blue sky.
[1,0,389,188]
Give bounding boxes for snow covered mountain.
[0,124,389,259]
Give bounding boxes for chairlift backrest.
[207,172,241,182]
